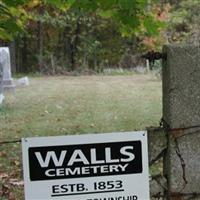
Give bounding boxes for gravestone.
[0,61,4,104]
[0,47,15,90]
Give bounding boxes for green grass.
[0,74,162,199]
[102,68,141,76]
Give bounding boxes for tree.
[0,0,162,41]
[0,0,29,40]
[167,0,200,45]
[0,0,166,73]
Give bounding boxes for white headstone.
[0,62,4,104]
[0,47,15,89]
[0,93,4,104]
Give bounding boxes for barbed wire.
[1,118,200,146]
[160,118,200,134]
[152,192,200,199]
[0,139,21,145]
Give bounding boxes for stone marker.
[163,45,200,199]
[0,47,15,90]
[0,61,4,104]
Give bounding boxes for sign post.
[22,132,149,200]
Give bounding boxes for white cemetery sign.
[22,132,150,200]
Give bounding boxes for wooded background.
[0,0,199,74]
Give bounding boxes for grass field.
[0,75,162,199]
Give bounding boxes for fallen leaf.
[8,192,15,200]
[1,184,9,196]
[10,179,24,186]
[56,105,63,109]
[90,123,95,127]
[0,172,9,179]
[0,151,7,157]
[10,159,20,167]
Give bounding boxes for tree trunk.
[9,41,16,74]
[83,42,88,68]
[94,48,97,70]
[147,0,151,11]
[15,38,22,73]
[22,36,28,72]
[70,16,81,71]
[37,6,44,72]
[62,27,70,68]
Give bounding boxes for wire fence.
[0,139,21,145]
[1,119,200,199]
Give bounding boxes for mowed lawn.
[0,75,162,199]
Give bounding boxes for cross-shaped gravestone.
[0,61,4,104]
[0,47,15,90]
